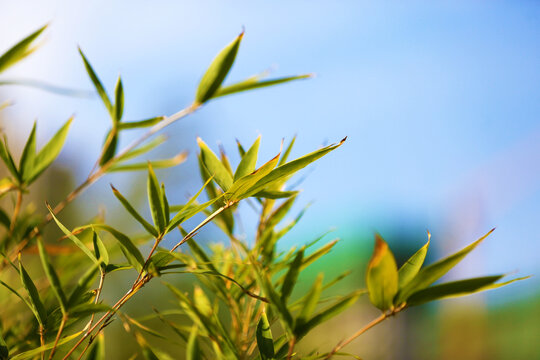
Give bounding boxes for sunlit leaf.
[27,117,72,183]
[396,229,495,304]
[108,152,186,172]
[37,237,67,314]
[92,230,110,266]
[398,234,430,290]
[366,234,398,311]
[88,224,145,271]
[195,31,243,104]
[254,189,298,199]
[278,136,296,166]
[115,135,166,162]
[0,25,47,74]
[117,116,165,130]
[186,326,202,360]
[0,137,19,180]
[19,121,37,183]
[214,73,312,98]
[114,76,124,122]
[256,312,275,360]
[10,331,83,360]
[234,135,260,181]
[198,137,233,192]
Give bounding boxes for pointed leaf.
[147,164,166,232]
[18,256,47,325]
[99,130,118,166]
[256,312,275,360]
[114,76,124,122]
[281,249,304,303]
[117,116,165,130]
[111,185,158,237]
[92,230,109,266]
[10,331,83,360]
[366,234,398,311]
[27,117,72,183]
[86,332,105,360]
[278,136,296,166]
[0,25,47,74]
[0,137,20,180]
[108,152,187,172]
[79,48,113,116]
[227,152,280,202]
[398,235,430,290]
[297,273,323,324]
[234,135,260,181]
[186,326,202,360]
[19,121,37,182]
[161,183,170,224]
[254,189,298,199]
[396,229,494,304]
[116,135,166,162]
[67,263,100,307]
[214,74,312,98]
[37,237,67,314]
[0,331,8,360]
[197,137,233,192]
[89,224,145,271]
[243,138,346,197]
[195,31,243,103]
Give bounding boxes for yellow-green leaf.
[234,135,260,181]
[18,255,47,325]
[147,163,166,232]
[398,234,430,290]
[79,48,113,116]
[19,122,37,183]
[0,25,47,74]
[114,76,124,122]
[214,73,312,99]
[198,137,233,192]
[366,234,398,311]
[37,237,67,314]
[111,184,158,237]
[256,312,275,360]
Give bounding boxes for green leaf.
[161,183,170,225]
[27,117,73,183]
[366,234,398,311]
[234,135,260,181]
[79,48,113,116]
[396,228,494,304]
[259,273,293,331]
[195,31,243,104]
[166,197,221,234]
[256,312,275,360]
[37,237,67,314]
[294,291,361,339]
[226,152,280,202]
[19,121,37,183]
[281,249,304,303]
[67,263,99,307]
[86,332,105,360]
[99,130,118,166]
[92,230,109,266]
[10,331,83,360]
[18,256,47,325]
[398,234,430,290]
[242,137,346,197]
[197,137,233,192]
[114,76,124,122]
[0,137,20,180]
[108,152,187,172]
[68,303,110,317]
[111,184,158,237]
[278,136,296,166]
[193,286,212,317]
[186,326,202,360]
[47,204,99,264]
[88,224,145,272]
[147,164,166,233]
[0,330,8,360]
[296,273,323,325]
[213,73,312,98]
[117,116,165,130]
[0,279,37,321]
[254,189,299,199]
[115,135,166,162]
[0,25,47,74]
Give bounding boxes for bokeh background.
[1,1,539,359]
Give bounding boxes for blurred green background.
[1,1,539,358]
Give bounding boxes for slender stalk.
[171,205,229,251]
[39,325,45,360]
[287,337,297,360]
[48,314,67,360]
[85,269,106,330]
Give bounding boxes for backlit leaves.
[0,25,47,74]
[366,234,398,311]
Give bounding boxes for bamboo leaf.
[396,229,495,304]
[147,163,166,233]
[254,189,298,199]
[0,137,20,181]
[256,312,275,360]
[115,135,166,162]
[214,74,312,98]
[234,135,260,181]
[0,25,47,74]
[18,255,47,325]
[67,263,99,307]
[10,331,83,360]
[111,184,158,237]
[0,279,37,319]
[198,137,233,192]
[92,230,109,266]
[79,48,113,116]
[366,234,398,311]
[117,116,165,130]
[278,136,296,166]
[19,121,37,183]
[37,237,67,314]
[297,273,323,324]
[86,332,105,360]
[47,204,99,264]
[99,130,118,166]
[406,275,529,306]
[186,326,202,360]
[68,303,110,317]
[0,331,8,360]
[195,31,243,104]
[161,183,170,224]
[281,249,304,303]
[242,137,346,197]
[114,76,124,122]
[398,234,430,290]
[294,291,361,339]
[108,152,186,172]
[27,117,73,183]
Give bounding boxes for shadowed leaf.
[256,312,275,360]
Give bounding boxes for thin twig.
[8,190,23,236]
[287,337,296,360]
[48,314,67,360]
[171,205,229,251]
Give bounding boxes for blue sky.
[1,0,539,301]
